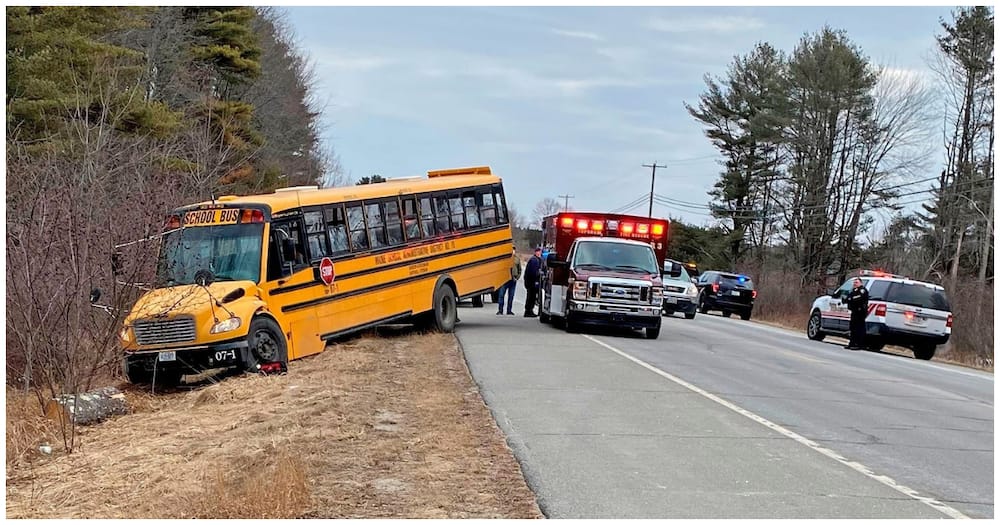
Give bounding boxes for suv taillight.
[946,314,953,328]
[712,283,719,293]
[875,304,886,317]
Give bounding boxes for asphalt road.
[456,293,993,519]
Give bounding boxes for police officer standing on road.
[523,247,542,317]
[844,277,869,350]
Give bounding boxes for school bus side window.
[403,197,422,241]
[325,205,350,255]
[365,202,386,249]
[448,192,466,230]
[434,194,451,233]
[418,196,435,238]
[385,198,404,246]
[267,219,306,281]
[347,204,368,252]
[463,191,481,228]
[479,187,497,226]
[493,186,508,224]
[304,210,329,260]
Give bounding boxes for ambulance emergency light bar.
[558,215,665,237]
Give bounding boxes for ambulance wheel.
[539,310,551,324]
[564,313,579,333]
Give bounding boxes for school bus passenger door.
[261,218,324,360]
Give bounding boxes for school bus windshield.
[156,224,264,286]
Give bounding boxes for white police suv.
[806,270,953,360]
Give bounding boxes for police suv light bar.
[859,269,908,279]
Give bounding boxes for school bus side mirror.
[90,288,102,304]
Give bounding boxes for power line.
[653,177,991,218]
[610,193,651,214]
[661,154,718,164]
[618,201,650,215]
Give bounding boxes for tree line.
[680,7,993,289]
[5,7,337,418]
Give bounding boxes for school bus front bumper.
[123,339,250,376]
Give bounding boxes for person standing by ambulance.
[497,247,521,315]
[844,277,870,350]
[523,247,542,317]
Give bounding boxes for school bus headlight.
[210,317,242,334]
[119,326,132,344]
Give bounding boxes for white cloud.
[645,15,764,33]
[878,66,931,87]
[551,28,605,41]
[552,77,647,95]
[312,48,394,71]
[595,46,646,63]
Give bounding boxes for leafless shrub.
[944,282,994,369]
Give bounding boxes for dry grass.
[5,389,61,467]
[191,449,311,519]
[5,331,542,518]
[752,272,814,331]
[943,282,994,371]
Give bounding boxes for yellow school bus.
[119,166,513,385]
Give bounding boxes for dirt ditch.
[6,331,542,518]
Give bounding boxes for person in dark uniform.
[523,247,542,317]
[844,277,869,350]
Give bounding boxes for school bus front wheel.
[242,316,289,374]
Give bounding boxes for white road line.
[698,315,993,382]
[581,333,971,520]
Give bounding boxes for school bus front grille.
[133,317,196,346]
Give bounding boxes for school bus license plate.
[158,351,176,362]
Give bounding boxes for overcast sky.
[283,6,955,229]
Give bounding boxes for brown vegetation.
[5,332,542,518]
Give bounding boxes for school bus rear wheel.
[245,316,288,374]
[432,284,458,333]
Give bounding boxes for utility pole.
[558,194,574,211]
[642,162,667,217]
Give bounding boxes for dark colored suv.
[696,271,756,320]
